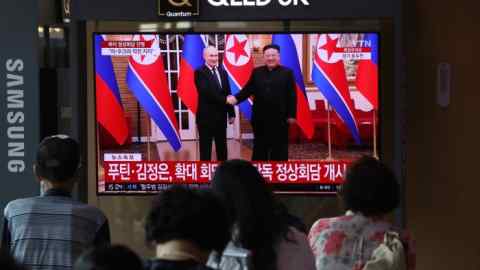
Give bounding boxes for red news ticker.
[103,160,352,184]
[101,40,154,48]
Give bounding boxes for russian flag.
[272,34,314,139]
[355,33,379,109]
[94,35,129,145]
[177,34,205,114]
[223,34,254,120]
[126,35,181,151]
[311,34,361,144]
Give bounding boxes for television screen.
[94,32,379,194]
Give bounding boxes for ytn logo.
[207,0,310,7]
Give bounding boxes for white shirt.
[206,64,222,87]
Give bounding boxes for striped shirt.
[2,188,110,270]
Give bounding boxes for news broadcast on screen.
[94,32,379,194]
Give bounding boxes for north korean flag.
[223,34,254,120]
[311,34,361,144]
[126,35,181,151]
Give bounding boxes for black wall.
[72,0,397,21]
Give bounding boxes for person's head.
[74,245,143,270]
[262,44,281,70]
[34,135,80,186]
[211,159,288,270]
[145,185,230,261]
[203,46,219,68]
[211,159,275,227]
[341,156,400,217]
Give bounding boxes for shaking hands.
[226,95,237,105]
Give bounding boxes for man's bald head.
[203,46,219,68]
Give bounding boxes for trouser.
[252,121,288,161]
[198,124,227,161]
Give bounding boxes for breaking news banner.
[103,160,350,192]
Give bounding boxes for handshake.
[226,95,238,105]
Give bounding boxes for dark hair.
[0,249,25,270]
[263,44,280,53]
[35,135,80,182]
[74,245,143,270]
[145,185,230,253]
[276,202,308,234]
[211,159,290,270]
[341,156,400,217]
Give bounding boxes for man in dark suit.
[227,44,296,161]
[194,46,235,161]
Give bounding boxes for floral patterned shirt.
[308,212,415,270]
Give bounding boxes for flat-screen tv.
[94,32,379,194]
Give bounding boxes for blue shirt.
[2,188,110,270]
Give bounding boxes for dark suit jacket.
[194,65,235,128]
[235,65,297,128]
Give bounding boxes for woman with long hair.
[211,159,315,270]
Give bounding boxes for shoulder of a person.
[4,197,37,217]
[80,203,107,216]
[195,65,208,74]
[311,215,345,227]
[253,65,267,73]
[279,65,292,72]
[73,203,109,223]
[308,216,353,236]
[281,66,295,77]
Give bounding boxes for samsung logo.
[207,0,310,7]
[5,59,26,173]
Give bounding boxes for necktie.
[212,66,222,88]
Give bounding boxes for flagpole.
[372,109,378,159]
[195,124,200,160]
[326,103,333,160]
[236,107,242,159]
[147,117,151,161]
[136,101,141,144]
